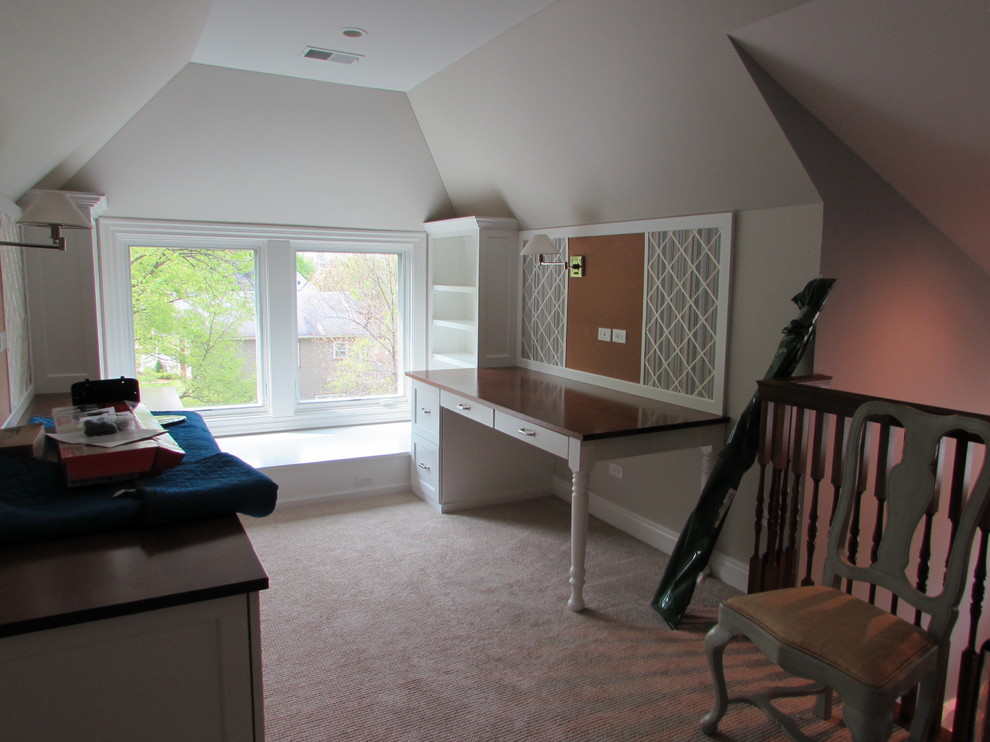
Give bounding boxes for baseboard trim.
[438,485,555,513]
[261,452,410,508]
[551,476,748,593]
[273,484,411,509]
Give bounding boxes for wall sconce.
[0,191,92,251]
[520,234,566,265]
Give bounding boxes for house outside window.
[97,218,426,435]
[332,340,350,361]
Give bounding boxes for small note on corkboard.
[565,233,643,382]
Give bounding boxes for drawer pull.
[417,462,431,471]
[517,427,537,437]
[457,403,471,411]
[419,407,432,415]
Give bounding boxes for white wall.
[738,48,990,416]
[408,0,818,229]
[555,204,823,580]
[65,64,453,232]
[0,0,214,202]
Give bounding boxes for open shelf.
[432,318,477,332]
[431,352,476,368]
[425,216,518,370]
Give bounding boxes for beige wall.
[65,64,453,232]
[0,0,215,202]
[740,49,990,416]
[560,204,823,572]
[408,0,817,229]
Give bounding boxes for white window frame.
[97,218,427,436]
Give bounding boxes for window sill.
[217,421,410,469]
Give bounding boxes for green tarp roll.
[651,277,836,629]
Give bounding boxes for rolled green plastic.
[651,277,836,629]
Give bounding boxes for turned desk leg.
[568,466,591,612]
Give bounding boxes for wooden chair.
[701,400,990,741]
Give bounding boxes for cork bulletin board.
[565,233,643,382]
[518,213,733,414]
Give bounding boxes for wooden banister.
[749,376,990,740]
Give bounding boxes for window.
[98,219,426,435]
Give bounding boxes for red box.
[53,402,185,486]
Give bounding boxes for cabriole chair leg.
[700,623,733,735]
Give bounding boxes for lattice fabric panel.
[643,228,721,401]
[0,212,32,402]
[520,238,566,367]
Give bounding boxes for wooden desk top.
[0,514,268,638]
[407,367,728,441]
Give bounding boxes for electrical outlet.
[609,463,623,479]
[356,477,373,488]
[597,328,612,342]
[612,329,627,344]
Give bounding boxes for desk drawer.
[494,411,570,459]
[441,390,494,427]
[410,435,439,503]
[411,382,440,443]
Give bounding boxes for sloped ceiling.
[0,0,559,206]
[730,0,990,273]
[406,0,819,229]
[0,0,216,202]
[64,63,453,231]
[2,0,986,274]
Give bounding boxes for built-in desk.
[0,512,267,741]
[407,367,729,611]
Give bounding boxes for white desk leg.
[568,466,591,612]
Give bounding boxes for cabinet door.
[0,594,260,742]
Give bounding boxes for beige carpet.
[241,493,885,741]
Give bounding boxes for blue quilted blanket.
[0,411,277,545]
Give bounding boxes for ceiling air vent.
[303,47,363,65]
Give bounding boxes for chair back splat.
[702,400,990,742]
[825,404,990,642]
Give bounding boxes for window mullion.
[264,240,297,418]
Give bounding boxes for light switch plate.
[569,255,585,278]
[597,327,612,342]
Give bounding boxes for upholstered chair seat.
[700,401,990,742]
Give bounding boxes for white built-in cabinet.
[408,378,556,512]
[0,594,262,741]
[0,515,265,742]
[413,217,553,512]
[424,216,518,369]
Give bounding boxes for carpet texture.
[242,494,904,741]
